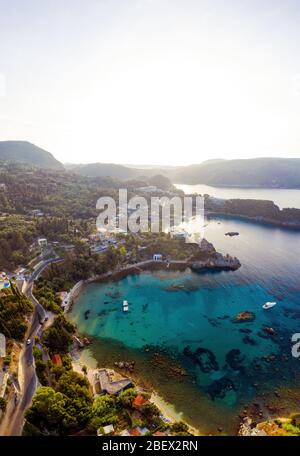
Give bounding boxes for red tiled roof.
[51,354,63,366]
[129,428,141,436]
[133,394,147,408]
[153,431,166,436]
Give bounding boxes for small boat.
[262,301,277,310]
[123,300,129,312]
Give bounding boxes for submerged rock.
[242,335,257,346]
[206,377,237,400]
[225,349,246,372]
[233,311,256,323]
[263,326,276,336]
[84,309,90,320]
[183,345,219,373]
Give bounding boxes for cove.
[69,217,300,434]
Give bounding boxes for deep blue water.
[70,217,300,431]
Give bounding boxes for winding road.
[0,258,63,436]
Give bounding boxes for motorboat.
[262,301,277,310]
[123,300,129,312]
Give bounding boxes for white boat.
[262,301,277,310]
[123,300,129,312]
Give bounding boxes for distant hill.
[0,141,64,170]
[66,162,174,181]
[66,162,137,180]
[174,158,300,188]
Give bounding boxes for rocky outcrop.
[191,252,241,272]
[233,311,256,323]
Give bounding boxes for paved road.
[0,258,63,436]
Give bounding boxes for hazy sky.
[1,0,300,165]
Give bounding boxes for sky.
[0,0,300,166]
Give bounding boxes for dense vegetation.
[0,282,33,340]
[43,315,76,354]
[24,377,189,436]
[24,369,93,435]
[205,196,300,226]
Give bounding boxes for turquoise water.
[70,217,300,432]
[176,183,300,209]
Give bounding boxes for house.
[136,426,150,436]
[0,333,6,358]
[95,368,132,395]
[153,254,163,261]
[135,186,164,194]
[120,429,131,437]
[101,424,115,435]
[0,272,10,291]
[133,394,147,409]
[153,431,167,436]
[51,354,63,366]
[14,267,26,280]
[171,231,187,241]
[128,428,141,436]
[56,291,70,310]
[31,209,44,217]
[37,237,47,248]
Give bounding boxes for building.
[171,231,187,241]
[120,429,131,436]
[0,272,10,291]
[51,354,63,366]
[97,424,115,436]
[37,237,48,248]
[31,209,44,217]
[135,186,158,193]
[133,394,147,409]
[0,333,6,358]
[56,291,70,310]
[153,254,163,261]
[128,428,141,436]
[94,368,132,396]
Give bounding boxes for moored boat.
[262,301,277,310]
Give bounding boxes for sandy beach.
[71,346,200,434]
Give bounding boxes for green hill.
[0,141,64,170]
[66,162,137,180]
[174,158,300,188]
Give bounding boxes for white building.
[0,333,6,358]
[97,424,115,436]
[153,254,163,261]
[37,238,48,248]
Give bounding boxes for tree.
[92,394,118,426]
[24,387,76,435]
[117,388,137,408]
[171,421,189,435]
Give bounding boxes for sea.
[69,210,300,434]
